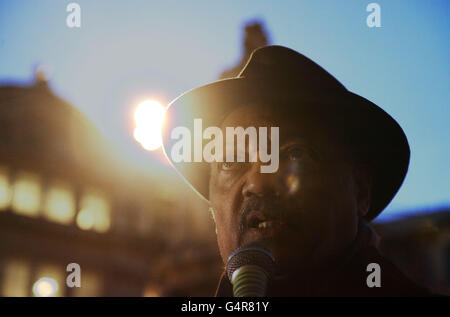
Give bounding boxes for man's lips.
[241,222,284,246]
[242,209,284,244]
[245,209,280,227]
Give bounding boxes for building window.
[43,180,75,225]
[0,167,11,210]
[1,258,31,297]
[11,171,41,217]
[76,191,110,233]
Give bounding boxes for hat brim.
[162,77,410,221]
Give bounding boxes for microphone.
[226,242,275,297]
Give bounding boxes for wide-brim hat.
[162,46,410,221]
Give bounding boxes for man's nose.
[242,163,280,198]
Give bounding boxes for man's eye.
[220,162,240,171]
[285,147,306,161]
[284,145,318,162]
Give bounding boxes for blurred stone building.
[219,20,270,79]
[0,74,222,297]
[373,209,450,296]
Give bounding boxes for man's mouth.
[256,221,275,229]
[241,210,284,244]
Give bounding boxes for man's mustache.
[238,195,286,236]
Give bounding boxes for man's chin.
[238,234,313,276]
[239,233,289,264]
[241,231,276,247]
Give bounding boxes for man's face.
[209,104,368,275]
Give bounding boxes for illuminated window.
[11,171,41,217]
[142,284,161,297]
[76,191,110,233]
[72,270,102,297]
[43,181,75,225]
[33,277,59,297]
[0,167,11,210]
[1,258,31,297]
[33,264,64,297]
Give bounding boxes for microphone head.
[226,242,276,283]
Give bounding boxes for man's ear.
[209,207,216,223]
[353,164,372,218]
[209,207,218,235]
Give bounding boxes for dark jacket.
[215,221,432,297]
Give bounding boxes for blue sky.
[0,0,448,220]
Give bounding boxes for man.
[162,46,430,296]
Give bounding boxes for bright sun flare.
[133,100,166,151]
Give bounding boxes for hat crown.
[239,45,347,93]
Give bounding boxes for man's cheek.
[218,177,240,195]
[216,219,239,261]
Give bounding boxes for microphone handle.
[231,265,268,297]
